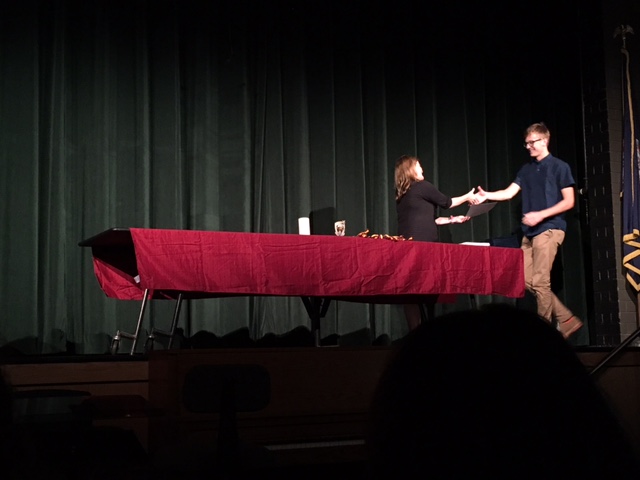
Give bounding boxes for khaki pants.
[521,229,574,324]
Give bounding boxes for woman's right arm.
[449,188,476,208]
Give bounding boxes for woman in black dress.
[395,154,475,330]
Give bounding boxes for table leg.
[111,289,150,355]
[301,297,332,347]
[145,294,184,352]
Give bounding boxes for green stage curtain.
[0,0,588,354]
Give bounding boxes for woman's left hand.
[449,215,470,224]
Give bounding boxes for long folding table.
[79,228,525,353]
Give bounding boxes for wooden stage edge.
[2,346,640,464]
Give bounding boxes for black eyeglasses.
[523,138,543,148]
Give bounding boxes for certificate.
[466,202,496,218]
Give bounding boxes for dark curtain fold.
[0,0,589,354]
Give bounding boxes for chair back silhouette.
[181,364,271,474]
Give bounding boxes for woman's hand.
[436,215,470,225]
[465,188,476,204]
[449,215,470,224]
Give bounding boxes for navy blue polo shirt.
[514,154,575,238]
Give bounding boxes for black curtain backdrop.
[0,0,590,354]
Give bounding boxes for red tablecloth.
[85,228,524,302]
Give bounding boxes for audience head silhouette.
[367,304,640,479]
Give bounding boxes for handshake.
[436,187,492,225]
[437,186,491,226]
[437,186,493,226]
[467,186,488,205]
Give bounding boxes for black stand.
[590,326,640,376]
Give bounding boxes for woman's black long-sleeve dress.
[396,180,453,242]
[396,179,454,322]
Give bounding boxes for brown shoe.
[558,315,583,339]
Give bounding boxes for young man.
[474,123,582,339]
